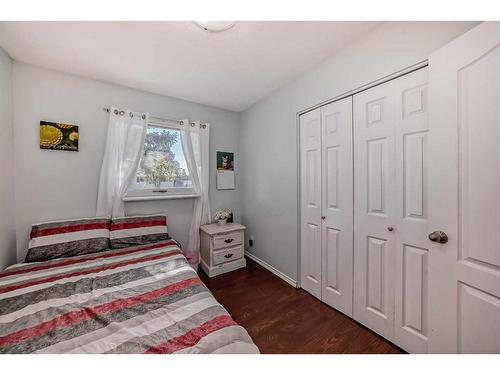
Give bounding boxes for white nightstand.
[200,223,246,277]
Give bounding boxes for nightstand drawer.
[200,223,246,277]
[213,245,243,265]
[213,231,243,249]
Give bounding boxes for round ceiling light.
[192,21,236,32]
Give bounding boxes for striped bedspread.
[0,240,259,354]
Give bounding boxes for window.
[126,124,197,200]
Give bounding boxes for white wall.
[0,47,16,270]
[240,21,478,281]
[12,63,241,262]
[5,21,480,269]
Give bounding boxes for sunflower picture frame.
[39,121,79,152]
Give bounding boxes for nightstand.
[200,223,246,277]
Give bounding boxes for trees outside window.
[131,126,192,191]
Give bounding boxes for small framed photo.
[40,121,79,152]
[216,151,234,171]
[216,151,235,190]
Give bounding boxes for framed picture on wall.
[216,151,234,171]
[216,151,235,190]
[39,121,79,152]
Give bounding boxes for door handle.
[321,216,326,220]
[428,230,448,244]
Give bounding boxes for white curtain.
[181,120,211,266]
[96,106,148,217]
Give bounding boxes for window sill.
[123,193,200,202]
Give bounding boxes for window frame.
[124,120,199,201]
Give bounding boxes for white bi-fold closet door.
[353,68,429,353]
[300,67,429,353]
[299,97,353,316]
[300,22,500,354]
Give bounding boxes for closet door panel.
[393,68,429,353]
[300,108,322,299]
[321,97,353,316]
[353,81,397,340]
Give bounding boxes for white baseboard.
[244,251,298,288]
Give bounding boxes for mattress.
[0,240,259,354]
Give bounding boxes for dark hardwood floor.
[199,257,404,354]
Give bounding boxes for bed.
[0,239,259,354]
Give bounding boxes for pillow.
[25,217,111,263]
[110,215,170,249]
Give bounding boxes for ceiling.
[0,21,380,112]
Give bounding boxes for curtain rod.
[102,107,208,128]
[102,107,181,124]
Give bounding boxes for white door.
[320,97,353,316]
[392,68,430,353]
[353,79,397,341]
[353,68,430,352]
[428,22,500,353]
[300,108,322,299]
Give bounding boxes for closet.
[299,97,353,316]
[353,68,429,353]
[299,22,500,354]
[300,67,429,353]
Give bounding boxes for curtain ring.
[180,121,184,125]
[119,110,125,116]
[190,122,195,127]
[201,124,206,129]
[142,114,146,120]
[113,109,119,115]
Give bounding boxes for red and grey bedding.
[25,215,171,263]
[110,215,170,249]
[0,240,258,354]
[26,217,111,263]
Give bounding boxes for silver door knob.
[387,226,394,232]
[428,230,448,244]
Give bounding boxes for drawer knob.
[224,238,234,243]
[224,253,233,259]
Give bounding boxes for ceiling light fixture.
[192,21,236,32]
